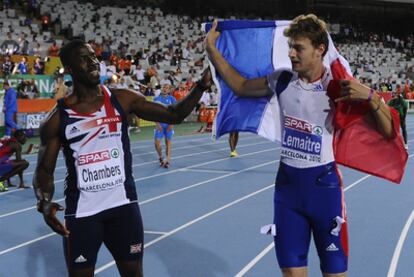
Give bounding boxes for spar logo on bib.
[282,116,323,157]
[78,148,120,165]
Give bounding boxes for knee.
[281,267,307,277]
[22,160,29,170]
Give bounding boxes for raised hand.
[205,20,221,53]
[335,79,371,103]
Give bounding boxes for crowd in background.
[0,0,413,102]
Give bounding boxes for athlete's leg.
[281,268,308,277]
[154,128,164,165]
[0,160,29,187]
[165,138,171,162]
[229,132,239,151]
[64,214,105,277]
[162,128,174,168]
[323,273,347,277]
[229,132,239,157]
[104,204,144,277]
[400,118,407,144]
[68,268,95,277]
[310,164,348,276]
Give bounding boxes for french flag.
[203,20,407,183]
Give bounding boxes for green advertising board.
[0,74,72,98]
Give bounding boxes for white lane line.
[0,147,275,218]
[140,160,277,205]
[178,168,234,174]
[22,136,261,176]
[234,242,275,277]
[387,210,414,277]
[232,172,376,276]
[0,230,168,255]
[0,160,276,254]
[0,139,272,196]
[94,184,275,274]
[144,230,168,235]
[0,233,56,255]
[22,133,214,159]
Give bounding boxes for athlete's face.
[288,36,325,76]
[67,44,100,87]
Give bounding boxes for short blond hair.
[284,14,329,57]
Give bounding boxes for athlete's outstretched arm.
[33,107,69,237]
[336,80,394,138]
[205,20,271,97]
[114,69,212,125]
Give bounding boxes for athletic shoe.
[0,182,8,192]
[230,150,238,157]
[161,161,170,168]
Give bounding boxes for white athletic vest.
[58,86,137,218]
[267,68,335,168]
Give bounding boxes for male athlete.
[206,15,393,277]
[154,84,176,168]
[33,40,211,277]
[0,130,29,191]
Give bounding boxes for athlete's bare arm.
[114,70,212,123]
[33,107,69,237]
[205,20,271,97]
[336,80,394,139]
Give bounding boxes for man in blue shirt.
[16,57,28,74]
[2,82,20,137]
[154,84,176,168]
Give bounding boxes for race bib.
[76,148,125,192]
[281,115,324,163]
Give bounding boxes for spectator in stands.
[2,82,19,138]
[41,14,50,31]
[1,55,14,77]
[54,77,68,100]
[133,64,145,84]
[18,34,29,55]
[48,41,60,57]
[0,130,30,192]
[388,93,409,149]
[14,57,28,74]
[18,79,39,99]
[154,84,176,168]
[33,57,44,75]
[0,33,19,55]
[30,42,42,56]
[144,83,154,96]
[160,74,172,86]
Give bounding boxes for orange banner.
[17,99,56,113]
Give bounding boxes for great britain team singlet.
[58,86,137,218]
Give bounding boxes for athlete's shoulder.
[267,68,298,95]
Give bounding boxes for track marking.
[387,210,414,277]
[94,184,275,274]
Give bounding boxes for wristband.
[367,88,374,102]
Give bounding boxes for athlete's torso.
[267,68,335,168]
[58,86,137,218]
